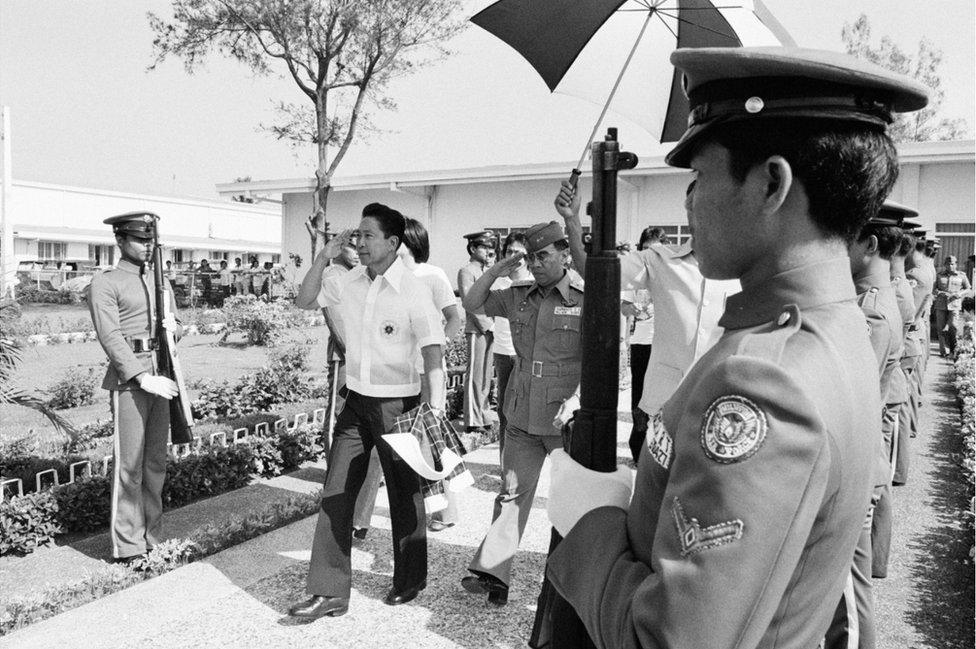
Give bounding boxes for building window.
[209,251,229,261]
[37,241,66,262]
[271,254,281,264]
[171,249,186,263]
[651,225,691,246]
[88,244,115,266]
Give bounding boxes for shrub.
[446,385,464,421]
[63,420,114,454]
[444,331,468,371]
[247,435,284,479]
[46,367,98,409]
[219,295,302,346]
[162,444,253,508]
[54,476,112,533]
[0,491,63,556]
[0,453,92,494]
[277,424,323,471]
[191,342,318,420]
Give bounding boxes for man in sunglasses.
[458,221,583,606]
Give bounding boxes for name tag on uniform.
[647,410,673,470]
[553,306,581,316]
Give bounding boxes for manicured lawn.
[1,327,332,445]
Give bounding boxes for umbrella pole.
[530,128,638,649]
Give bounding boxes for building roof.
[216,139,975,196]
[13,224,279,254]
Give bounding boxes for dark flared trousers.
[306,391,426,598]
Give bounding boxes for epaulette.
[857,286,880,310]
[734,304,801,365]
[568,277,585,292]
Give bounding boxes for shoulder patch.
[700,395,767,464]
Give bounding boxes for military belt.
[126,337,159,353]
[516,358,577,378]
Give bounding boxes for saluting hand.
[554,180,581,221]
[322,228,357,260]
[488,251,524,278]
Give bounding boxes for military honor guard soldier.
[88,212,182,563]
[545,46,928,648]
[457,230,498,434]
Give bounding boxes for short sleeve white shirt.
[491,276,515,356]
[620,239,740,414]
[316,263,353,308]
[413,263,457,311]
[321,257,445,398]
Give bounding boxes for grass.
[1,328,332,445]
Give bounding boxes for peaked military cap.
[525,221,566,253]
[869,199,920,227]
[463,230,496,246]
[104,212,158,240]
[665,47,931,168]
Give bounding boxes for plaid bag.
[385,403,474,512]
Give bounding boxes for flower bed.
[0,418,323,556]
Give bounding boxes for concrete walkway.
[4,356,973,648]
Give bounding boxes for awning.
[13,224,279,254]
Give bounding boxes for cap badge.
[744,96,764,114]
[700,395,767,464]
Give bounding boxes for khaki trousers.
[110,389,170,559]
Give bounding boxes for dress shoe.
[383,581,426,606]
[112,553,145,566]
[288,595,349,619]
[352,527,369,540]
[427,518,455,532]
[461,574,509,606]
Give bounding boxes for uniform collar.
[528,270,578,305]
[354,256,407,292]
[117,259,144,275]
[852,268,893,295]
[719,257,855,330]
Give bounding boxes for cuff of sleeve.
[418,335,446,349]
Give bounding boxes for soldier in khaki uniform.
[459,221,583,606]
[457,230,497,433]
[87,213,182,562]
[544,47,927,648]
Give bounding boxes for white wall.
[282,155,973,288]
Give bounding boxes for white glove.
[139,374,179,400]
[552,394,580,431]
[161,314,178,333]
[547,449,633,537]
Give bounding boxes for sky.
[0,0,973,201]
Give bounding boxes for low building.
[6,179,281,270]
[219,139,975,286]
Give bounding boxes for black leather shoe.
[352,527,368,540]
[461,574,509,605]
[288,595,349,619]
[383,581,426,606]
[112,553,145,566]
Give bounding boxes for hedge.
[0,424,322,556]
[951,320,975,560]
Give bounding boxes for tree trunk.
[310,92,332,259]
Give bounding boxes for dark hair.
[638,226,668,249]
[502,232,528,256]
[896,233,915,257]
[856,224,903,260]
[467,239,494,256]
[361,202,405,248]
[402,217,430,263]
[706,120,899,243]
[220,260,228,268]
[553,239,570,252]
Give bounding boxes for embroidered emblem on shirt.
[380,320,399,338]
[671,497,743,556]
[646,410,673,470]
[553,306,581,316]
[700,395,767,464]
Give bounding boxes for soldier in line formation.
[89,45,964,645]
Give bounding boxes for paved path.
[5,357,973,648]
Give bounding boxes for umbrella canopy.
[472,0,795,143]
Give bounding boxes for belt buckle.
[531,361,544,378]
